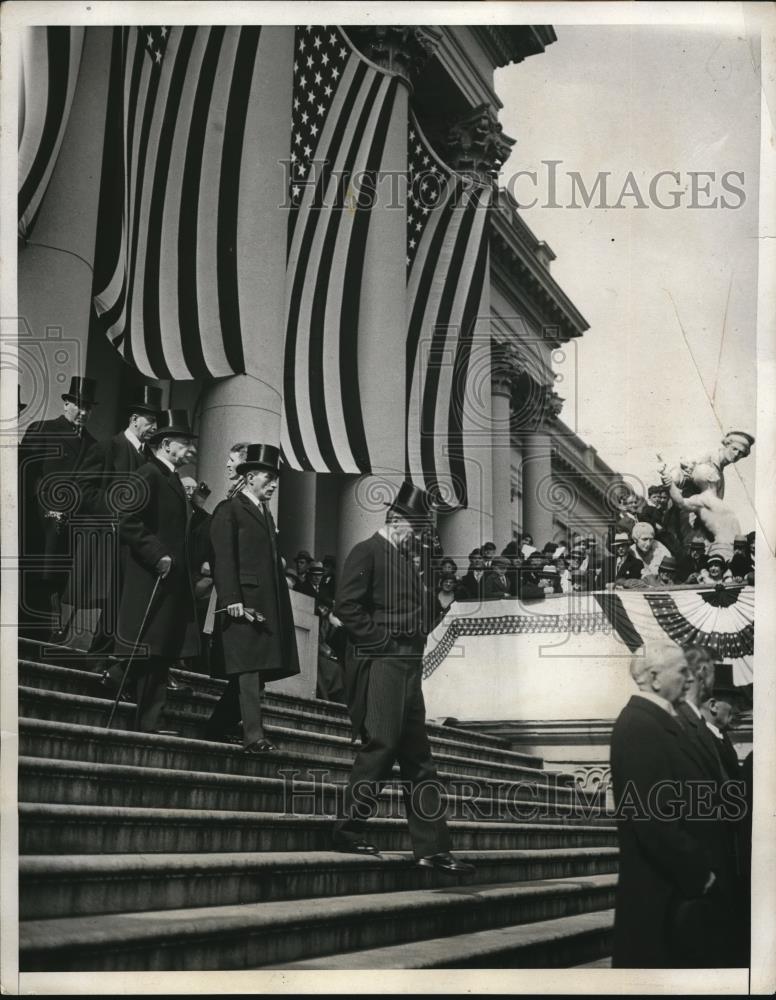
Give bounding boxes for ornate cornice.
[346,26,443,84]
[446,104,515,182]
[471,26,558,69]
[490,339,524,397]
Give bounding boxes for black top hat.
[385,481,436,523]
[147,409,198,441]
[62,375,98,406]
[236,443,281,477]
[127,385,164,416]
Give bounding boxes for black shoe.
[333,835,380,856]
[242,738,277,754]
[416,853,475,875]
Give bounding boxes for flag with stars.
[281,26,402,473]
[18,27,85,239]
[405,112,492,512]
[92,26,274,379]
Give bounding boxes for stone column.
[17,27,112,427]
[196,27,294,502]
[336,27,441,566]
[490,342,521,550]
[520,389,565,547]
[277,470,317,564]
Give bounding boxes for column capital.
[347,26,442,84]
[490,340,524,398]
[544,389,565,423]
[446,104,515,182]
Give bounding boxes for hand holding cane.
[106,575,162,730]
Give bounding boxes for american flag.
[92,26,274,379]
[18,27,85,238]
[405,113,492,512]
[281,26,401,473]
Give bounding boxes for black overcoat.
[65,431,148,606]
[19,415,96,582]
[610,695,736,968]
[114,455,199,659]
[335,532,429,738]
[209,492,300,681]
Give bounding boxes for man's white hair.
[629,641,685,688]
[631,521,655,541]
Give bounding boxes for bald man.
[610,642,738,968]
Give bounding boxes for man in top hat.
[66,386,163,637]
[109,409,200,733]
[19,375,99,633]
[205,444,300,753]
[333,481,475,875]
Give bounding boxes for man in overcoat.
[206,443,299,753]
[610,641,740,968]
[110,410,200,733]
[63,386,162,643]
[19,375,99,634]
[333,481,474,875]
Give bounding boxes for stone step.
[19,848,619,919]
[18,676,553,777]
[19,804,618,856]
[18,720,596,808]
[19,873,617,971]
[18,640,543,765]
[271,908,615,969]
[18,756,604,822]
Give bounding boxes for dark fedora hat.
[385,481,436,523]
[62,375,98,406]
[236,443,281,476]
[127,385,163,416]
[147,409,198,441]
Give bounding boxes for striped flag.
[405,113,491,512]
[92,26,272,380]
[281,26,402,473]
[18,27,85,238]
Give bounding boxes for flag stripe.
[18,27,84,238]
[282,54,370,471]
[339,77,400,474]
[216,26,261,375]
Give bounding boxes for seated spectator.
[536,564,562,596]
[584,533,603,574]
[520,533,536,559]
[516,553,546,600]
[294,549,316,597]
[436,556,459,585]
[500,542,522,597]
[321,554,337,594]
[308,560,325,599]
[638,484,683,557]
[643,554,681,588]
[687,550,731,586]
[459,548,486,600]
[728,534,752,581]
[481,541,496,568]
[285,566,299,590]
[435,573,458,618]
[316,587,347,704]
[631,522,671,579]
[612,489,643,538]
[568,548,592,591]
[598,531,645,588]
[556,554,572,594]
[483,556,512,598]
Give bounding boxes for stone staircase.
[17,637,617,971]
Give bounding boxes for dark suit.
[458,569,485,601]
[334,531,451,859]
[113,455,199,731]
[64,430,148,614]
[19,415,96,623]
[205,492,299,745]
[611,695,738,968]
[597,550,644,588]
[483,570,511,599]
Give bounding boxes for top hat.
[62,375,98,406]
[385,481,436,523]
[236,443,281,477]
[127,385,164,416]
[147,409,198,441]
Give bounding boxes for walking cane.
[106,575,162,730]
